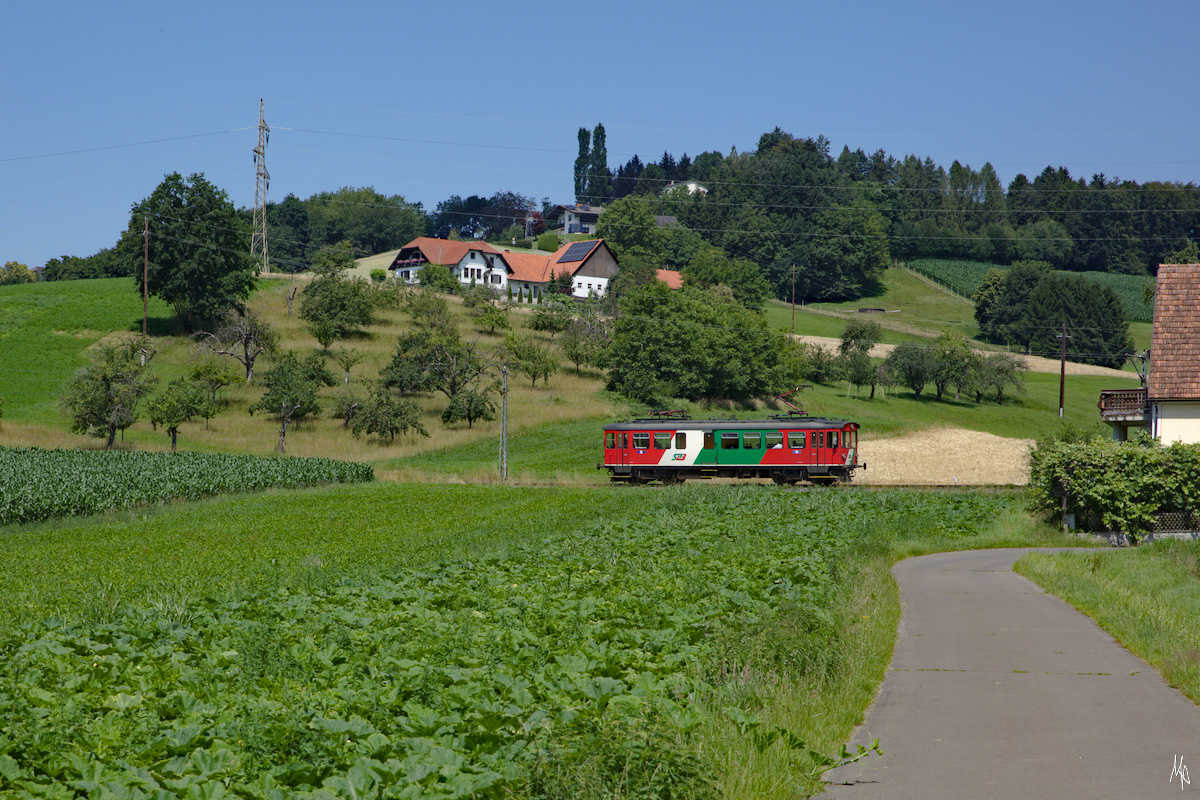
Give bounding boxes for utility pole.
[142,214,148,336]
[252,99,270,274]
[1058,322,1071,418]
[790,264,796,333]
[499,367,508,480]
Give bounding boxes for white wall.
[1154,401,1200,444]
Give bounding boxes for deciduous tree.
[120,172,256,330]
[62,338,158,448]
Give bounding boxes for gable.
[1147,263,1200,400]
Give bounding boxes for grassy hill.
[0,267,1141,482]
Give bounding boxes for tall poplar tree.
[587,123,612,203]
[574,127,591,203]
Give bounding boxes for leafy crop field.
[0,447,374,526]
[905,259,1154,321]
[0,483,1043,799]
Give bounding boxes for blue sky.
[4,0,1199,268]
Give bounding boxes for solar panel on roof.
[558,241,595,263]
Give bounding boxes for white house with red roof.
[389,237,620,299]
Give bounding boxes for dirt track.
[798,335,1129,378]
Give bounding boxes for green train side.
[599,414,863,485]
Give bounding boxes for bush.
[1029,438,1200,539]
[536,232,560,252]
[369,268,387,283]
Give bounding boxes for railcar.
[599,412,864,485]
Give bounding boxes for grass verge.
[1016,541,1200,703]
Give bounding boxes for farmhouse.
[389,237,620,300]
[545,203,604,235]
[1099,263,1200,443]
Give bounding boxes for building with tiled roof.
[388,236,619,300]
[1100,263,1200,443]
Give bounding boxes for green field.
[1,482,1065,798]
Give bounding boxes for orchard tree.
[249,351,336,453]
[504,333,558,388]
[62,338,158,448]
[299,242,376,346]
[148,378,211,451]
[349,383,429,442]
[119,172,256,330]
[441,387,496,428]
[194,308,279,382]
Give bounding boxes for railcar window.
[704,431,715,449]
[721,432,740,449]
[846,430,856,448]
[653,432,671,449]
[743,432,761,449]
[765,432,783,449]
[620,433,628,448]
[676,432,687,449]
[816,431,825,448]
[829,431,839,449]
[788,431,806,449]
[632,433,650,450]
[605,432,615,449]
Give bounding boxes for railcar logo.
[672,454,686,461]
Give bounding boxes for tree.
[574,127,591,203]
[299,243,376,346]
[441,387,496,428]
[505,333,558,388]
[528,300,573,340]
[605,284,788,403]
[248,351,327,453]
[884,341,936,400]
[62,338,158,448]
[188,360,236,405]
[332,347,365,383]
[0,261,34,285]
[594,195,663,261]
[306,186,425,255]
[682,247,771,310]
[838,318,883,397]
[148,378,211,451]
[349,383,429,442]
[417,263,459,292]
[120,172,256,330]
[931,332,975,401]
[474,304,511,335]
[194,309,279,383]
[587,123,613,203]
[975,352,1027,404]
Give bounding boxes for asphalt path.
[819,549,1200,799]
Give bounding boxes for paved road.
[819,549,1200,799]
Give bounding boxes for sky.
[4,0,1200,269]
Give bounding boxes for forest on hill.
[29,125,1200,307]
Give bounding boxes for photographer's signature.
[1173,755,1191,790]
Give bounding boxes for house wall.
[1154,401,1200,444]
[452,251,506,290]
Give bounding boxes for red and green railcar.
[599,413,863,485]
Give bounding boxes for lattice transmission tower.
[251,99,271,273]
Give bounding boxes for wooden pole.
[1059,321,1067,418]
[142,215,148,336]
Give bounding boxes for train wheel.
[771,475,789,486]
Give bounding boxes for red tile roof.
[395,237,499,266]
[656,269,683,289]
[1148,264,1200,400]
[500,250,553,283]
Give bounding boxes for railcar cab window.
[653,432,671,450]
[632,433,650,450]
[766,432,783,449]
[606,432,615,449]
[788,431,806,449]
[743,432,761,450]
[721,432,740,450]
[828,431,839,450]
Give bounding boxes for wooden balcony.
[1098,388,1148,423]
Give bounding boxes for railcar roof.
[603,418,856,431]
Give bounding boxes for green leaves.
[0,447,373,526]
